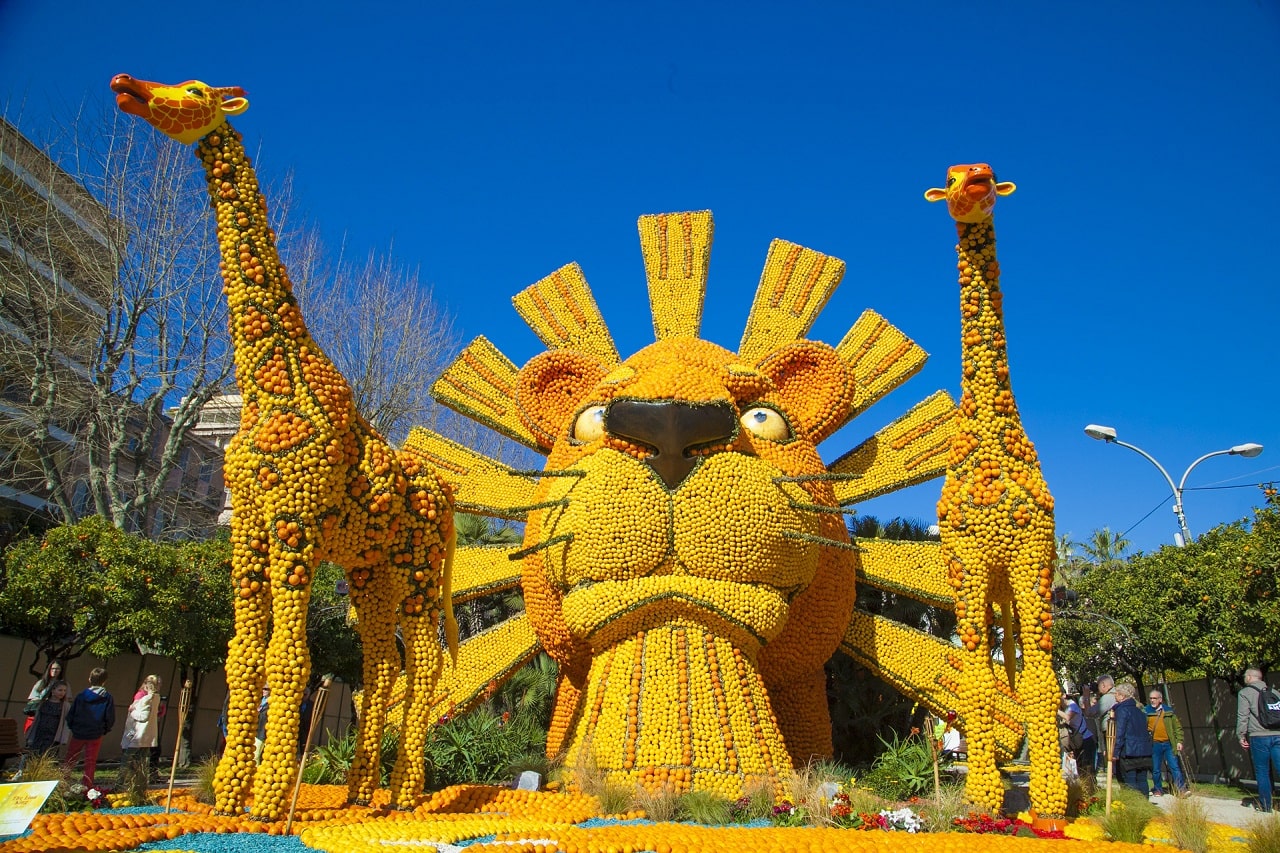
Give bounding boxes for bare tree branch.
[1,103,233,532]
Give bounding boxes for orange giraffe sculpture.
[111,75,456,818]
[926,165,1064,816]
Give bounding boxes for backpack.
[1257,684,1280,730]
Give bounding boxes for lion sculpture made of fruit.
[408,211,1043,801]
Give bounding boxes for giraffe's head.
[924,163,1015,223]
[110,74,249,145]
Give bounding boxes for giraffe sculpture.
[926,164,1064,816]
[110,74,457,818]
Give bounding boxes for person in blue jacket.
[64,667,116,788]
[1111,682,1154,796]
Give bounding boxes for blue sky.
[3,1,1277,557]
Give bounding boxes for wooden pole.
[1104,714,1115,815]
[285,677,331,834]
[925,715,943,808]
[164,679,194,814]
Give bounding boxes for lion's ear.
[516,351,609,449]
[754,341,854,444]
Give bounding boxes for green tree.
[1054,532,1088,588]
[306,561,364,687]
[1078,527,1131,569]
[130,532,234,672]
[1052,488,1280,689]
[0,515,161,674]
[455,513,521,546]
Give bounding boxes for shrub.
[860,731,935,801]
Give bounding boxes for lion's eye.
[739,407,790,441]
[572,405,607,442]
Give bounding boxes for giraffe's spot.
[253,408,317,455]
[273,515,307,552]
[242,303,274,342]
[252,346,294,397]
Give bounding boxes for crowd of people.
[1058,668,1280,812]
[22,665,162,789]
[1058,674,1191,799]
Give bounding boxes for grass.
[1245,811,1280,853]
[17,753,85,814]
[1166,794,1212,853]
[915,783,970,833]
[734,777,778,822]
[675,789,733,824]
[191,753,220,805]
[1098,785,1160,844]
[1187,780,1249,800]
[631,783,679,822]
[562,744,634,816]
[117,754,152,806]
[783,760,852,827]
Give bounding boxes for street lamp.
[1083,424,1264,546]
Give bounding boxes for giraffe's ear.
[516,351,608,449]
[995,181,1016,196]
[754,341,854,444]
[924,187,948,202]
[221,96,250,116]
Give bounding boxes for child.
[26,680,71,755]
[64,668,116,788]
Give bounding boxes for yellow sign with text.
[0,781,57,835]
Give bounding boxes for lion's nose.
[606,399,737,491]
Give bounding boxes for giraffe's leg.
[389,604,442,809]
[1014,541,1067,816]
[949,539,1003,812]
[213,513,271,815]
[348,586,400,806]
[249,537,316,820]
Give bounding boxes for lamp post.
[1083,424,1263,546]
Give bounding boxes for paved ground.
[1149,788,1262,830]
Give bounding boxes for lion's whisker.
[787,500,856,515]
[507,468,587,479]
[773,472,864,483]
[502,498,570,515]
[508,532,574,561]
[782,530,862,552]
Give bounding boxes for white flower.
[879,807,924,833]
[87,788,101,799]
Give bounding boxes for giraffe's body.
[926,165,1064,815]
[111,75,456,818]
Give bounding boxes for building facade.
[0,117,226,542]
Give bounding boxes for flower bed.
[0,784,1254,853]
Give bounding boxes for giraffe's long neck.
[195,124,324,411]
[955,219,1018,435]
